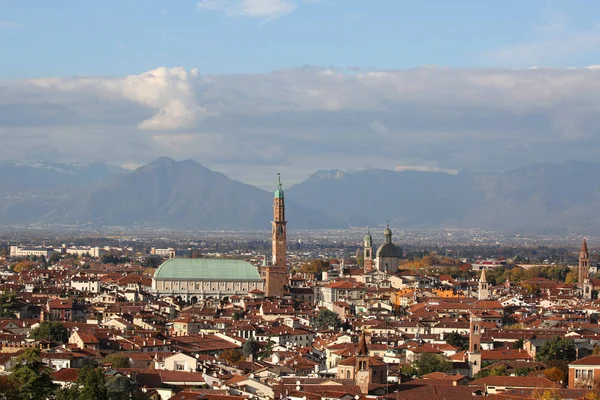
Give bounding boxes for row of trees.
[484,265,575,285]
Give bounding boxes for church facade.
[363,225,402,274]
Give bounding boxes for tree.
[515,367,535,376]
[298,260,330,278]
[532,388,562,400]
[105,375,143,400]
[232,311,242,321]
[355,249,364,268]
[566,268,578,284]
[49,252,61,265]
[536,337,576,364]
[0,292,17,318]
[412,353,451,376]
[142,255,162,269]
[220,349,244,365]
[9,348,56,399]
[543,367,565,384]
[0,375,20,400]
[474,364,508,379]
[29,322,68,343]
[56,385,81,400]
[593,345,600,356]
[78,366,108,400]
[103,354,130,368]
[513,338,525,349]
[13,261,34,273]
[313,309,342,330]
[258,340,274,359]
[445,332,467,350]
[242,337,259,358]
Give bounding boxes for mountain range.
[1,158,599,232]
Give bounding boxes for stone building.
[152,259,264,302]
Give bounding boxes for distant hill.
[287,161,600,232]
[44,157,344,229]
[0,160,125,193]
[1,158,600,232]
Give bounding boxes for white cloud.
[483,7,600,66]
[197,0,297,22]
[3,65,600,183]
[27,66,213,130]
[0,20,25,29]
[395,165,459,175]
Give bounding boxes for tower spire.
[357,331,368,356]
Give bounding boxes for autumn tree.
[220,349,244,365]
[13,261,35,273]
[0,375,20,400]
[543,367,565,384]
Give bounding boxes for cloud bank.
[197,0,297,23]
[2,65,600,185]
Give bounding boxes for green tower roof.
[274,173,284,198]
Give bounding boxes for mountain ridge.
[0,158,599,231]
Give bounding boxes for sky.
[2,0,600,187]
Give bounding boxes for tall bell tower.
[580,238,592,298]
[265,173,287,297]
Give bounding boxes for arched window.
[346,370,350,379]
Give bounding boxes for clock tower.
[265,173,287,297]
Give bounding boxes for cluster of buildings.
[2,177,600,399]
[10,244,106,258]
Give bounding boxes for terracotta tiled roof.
[570,355,600,366]
[469,376,559,388]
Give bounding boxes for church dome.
[376,242,400,258]
[274,188,284,198]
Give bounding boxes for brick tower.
[468,311,482,377]
[363,231,373,272]
[265,173,287,297]
[579,238,592,298]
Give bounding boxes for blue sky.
[1,0,600,186]
[2,1,600,79]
